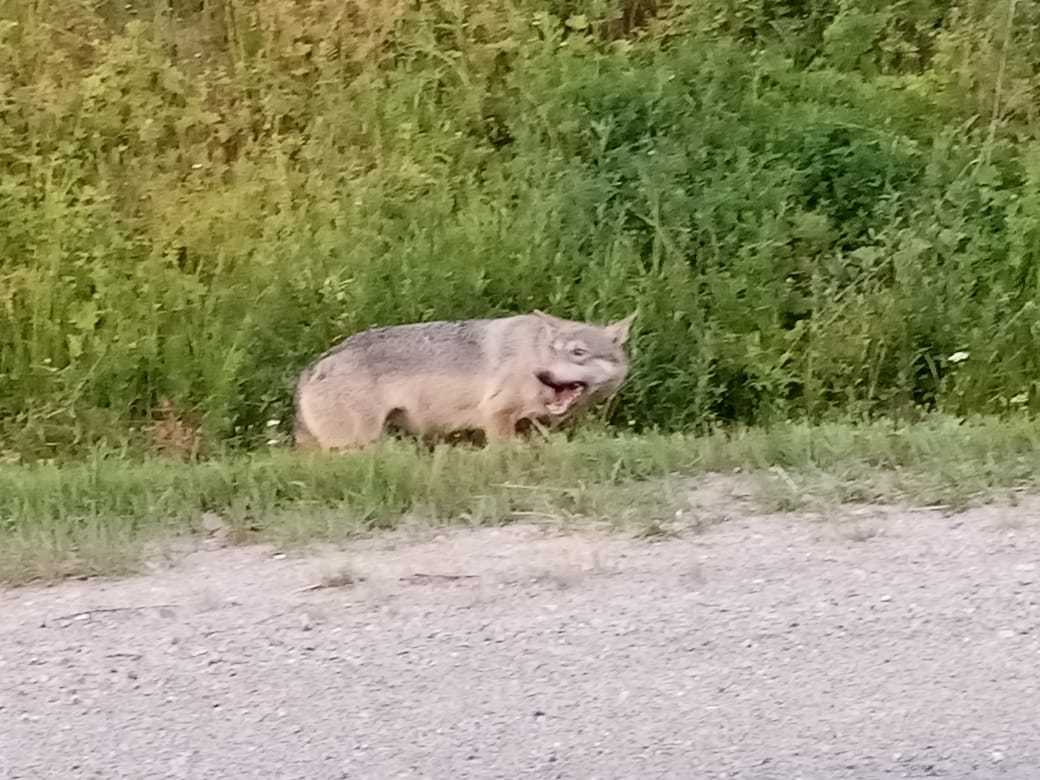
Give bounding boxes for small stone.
[200,511,226,534]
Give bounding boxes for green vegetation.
[2,0,1040,461]
[3,415,1040,584]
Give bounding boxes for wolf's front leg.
[482,411,519,443]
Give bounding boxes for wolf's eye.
[570,345,589,358]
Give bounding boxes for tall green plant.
[1,0,1039,462]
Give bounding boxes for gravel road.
[2,479,1040,779]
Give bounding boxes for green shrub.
[1,0,1038,461]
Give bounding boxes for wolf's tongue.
[536,372,585,407]
[556,384,582,404]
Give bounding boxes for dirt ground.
[2,477,1040,779]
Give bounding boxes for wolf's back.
[302,318,502,383]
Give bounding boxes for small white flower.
[266,419,280,428]
[948,351,970,364]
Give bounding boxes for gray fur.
[292,310,636,451]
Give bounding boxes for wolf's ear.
[606,311,637,345]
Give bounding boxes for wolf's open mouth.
[537,371,587,413]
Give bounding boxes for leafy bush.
[1,0,1038,461]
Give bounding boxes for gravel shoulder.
[2,478,1040,779]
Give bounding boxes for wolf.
[292,309,636,451]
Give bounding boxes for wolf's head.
[532,310,637,418]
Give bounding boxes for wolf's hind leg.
[315,410,387,452]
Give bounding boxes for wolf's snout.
[537,370,577,388]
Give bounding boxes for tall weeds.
[2,0,1039,461]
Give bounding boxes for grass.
[6,4,1039,583]
[5,2,1040,461]
[3,414,1040,586]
